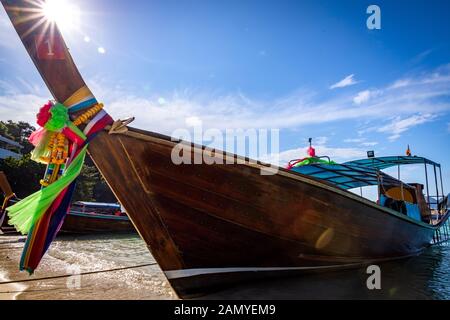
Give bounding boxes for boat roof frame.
[344,156,440,170]
[290,162,407,190]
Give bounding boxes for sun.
[42,0,81,33]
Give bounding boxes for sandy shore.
[0,234,176,300]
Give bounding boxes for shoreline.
[1,233,448,299]
[0,234,176,300]
[0,271,27,300]
[0,235,26,300]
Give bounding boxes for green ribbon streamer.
[293,157,337,167]
[7,146,87,234]
[66,121,87,140]
[30,130,52,164]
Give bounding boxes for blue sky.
[0,0,449,194]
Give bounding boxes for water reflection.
[203,244,450,299]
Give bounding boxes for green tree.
[73,164,98,202]
[0,153,43,198]
[0,120,35,153]
[0,120,117,203]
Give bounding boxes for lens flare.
[42,0,81,32]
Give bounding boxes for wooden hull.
[60,212,135,234]
[0,211,18,234]
[0,172,17,234]
[0,0,438,298]
[88,129,436,298]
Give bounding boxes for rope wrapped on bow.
[6,96,112,274]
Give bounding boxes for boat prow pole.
[1,0,185,275]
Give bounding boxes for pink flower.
[36,101,53,127]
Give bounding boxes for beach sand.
[0,233,176,300]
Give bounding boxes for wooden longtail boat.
[60,202,135,234]
[0,171,18,234]
[0,169,133,234]
[2,0,450,298]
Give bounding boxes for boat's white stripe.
[83,109,107,134]
[164,263,362,279]
[163,252,423,280]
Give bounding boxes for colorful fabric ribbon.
[286,157,336,170]
[6,93,112,274]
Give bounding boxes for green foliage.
[73,163,98,202]
[73,163,117,202]
[0,120,116,203]
[0,153,43,198]
[93,175,118,203]
[0,120,35,154]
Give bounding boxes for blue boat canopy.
[73,201,121,209]
[343,156,440,169]
[290,163,404,190]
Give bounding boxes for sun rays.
[4,0,80,38]
[4,0,107,55]
[42,0,80,32]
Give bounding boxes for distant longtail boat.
[60,201,135,234]
[1,0,449,298]
[0,172,134,234]
[0,171,17,234]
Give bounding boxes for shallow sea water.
[0,233,449,299]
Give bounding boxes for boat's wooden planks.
[0,172,14,197]
[1,0,438,298]
[88,132,184,270]
[60,213,135,234]
[117,131,433,257]
[90,126,433,274]
[132,165,366,257]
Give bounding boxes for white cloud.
[1,65,449,145]
[314,136,328,145]
[343,138,378,147]
[388,65,450,90]
[377,114,436,141]
[270,145,366,166]
[360,141,378,147]
[0,10,21,49]
[344,138,365,143]
[185,116,202,127]
[96,68,449,136]
[411,49,433,65]
[0,78,49,124]
[389,79,411,89]
[157,97,166,105]
[330,74,358,89]
[0,93,47,124]
[353,90,371,105]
